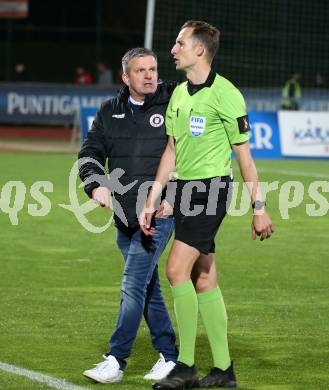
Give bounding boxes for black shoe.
[152,361,199,389]
[198,362,236,388]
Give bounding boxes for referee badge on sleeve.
[237,115,250,134]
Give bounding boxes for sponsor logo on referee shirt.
[189,115,206,137]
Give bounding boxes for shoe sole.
[83,371,123,383]
[152,378,199,390]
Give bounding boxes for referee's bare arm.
[232,141,274,241]
[139,136,176,235]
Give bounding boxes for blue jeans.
[109,217,178,370]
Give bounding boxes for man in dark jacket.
[79,48,178,384]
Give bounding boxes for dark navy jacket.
[78,82,176,230]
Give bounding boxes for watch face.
[254,200,265,210]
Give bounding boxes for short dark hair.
[181,20,220,62]
[121,47,157,74]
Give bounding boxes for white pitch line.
[0,362,90,390]
[258,168,329,179]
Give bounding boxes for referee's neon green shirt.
[166,73,249,180]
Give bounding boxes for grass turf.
[0,152,328,389]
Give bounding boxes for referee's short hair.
[181,20,220,63]
[122,47,157,74]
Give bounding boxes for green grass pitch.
[0,152,328,389]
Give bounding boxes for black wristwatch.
[252,200,266,210]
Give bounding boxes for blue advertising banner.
[0,83,115,125]
[248,111,282,158]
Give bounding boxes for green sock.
[171,280,198,366]
[198,286,231,370]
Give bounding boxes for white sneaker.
[143,353,176,380]
[83,355,124,383]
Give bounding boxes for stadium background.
[0,1,329,389]
[1,0,328,87]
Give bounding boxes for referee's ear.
[196,44,205,57]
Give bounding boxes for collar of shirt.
[187,69,216,96]
[128,96,144,115]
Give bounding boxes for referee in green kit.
[140,20,274,389]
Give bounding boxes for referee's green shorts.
[173,176,232,255]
